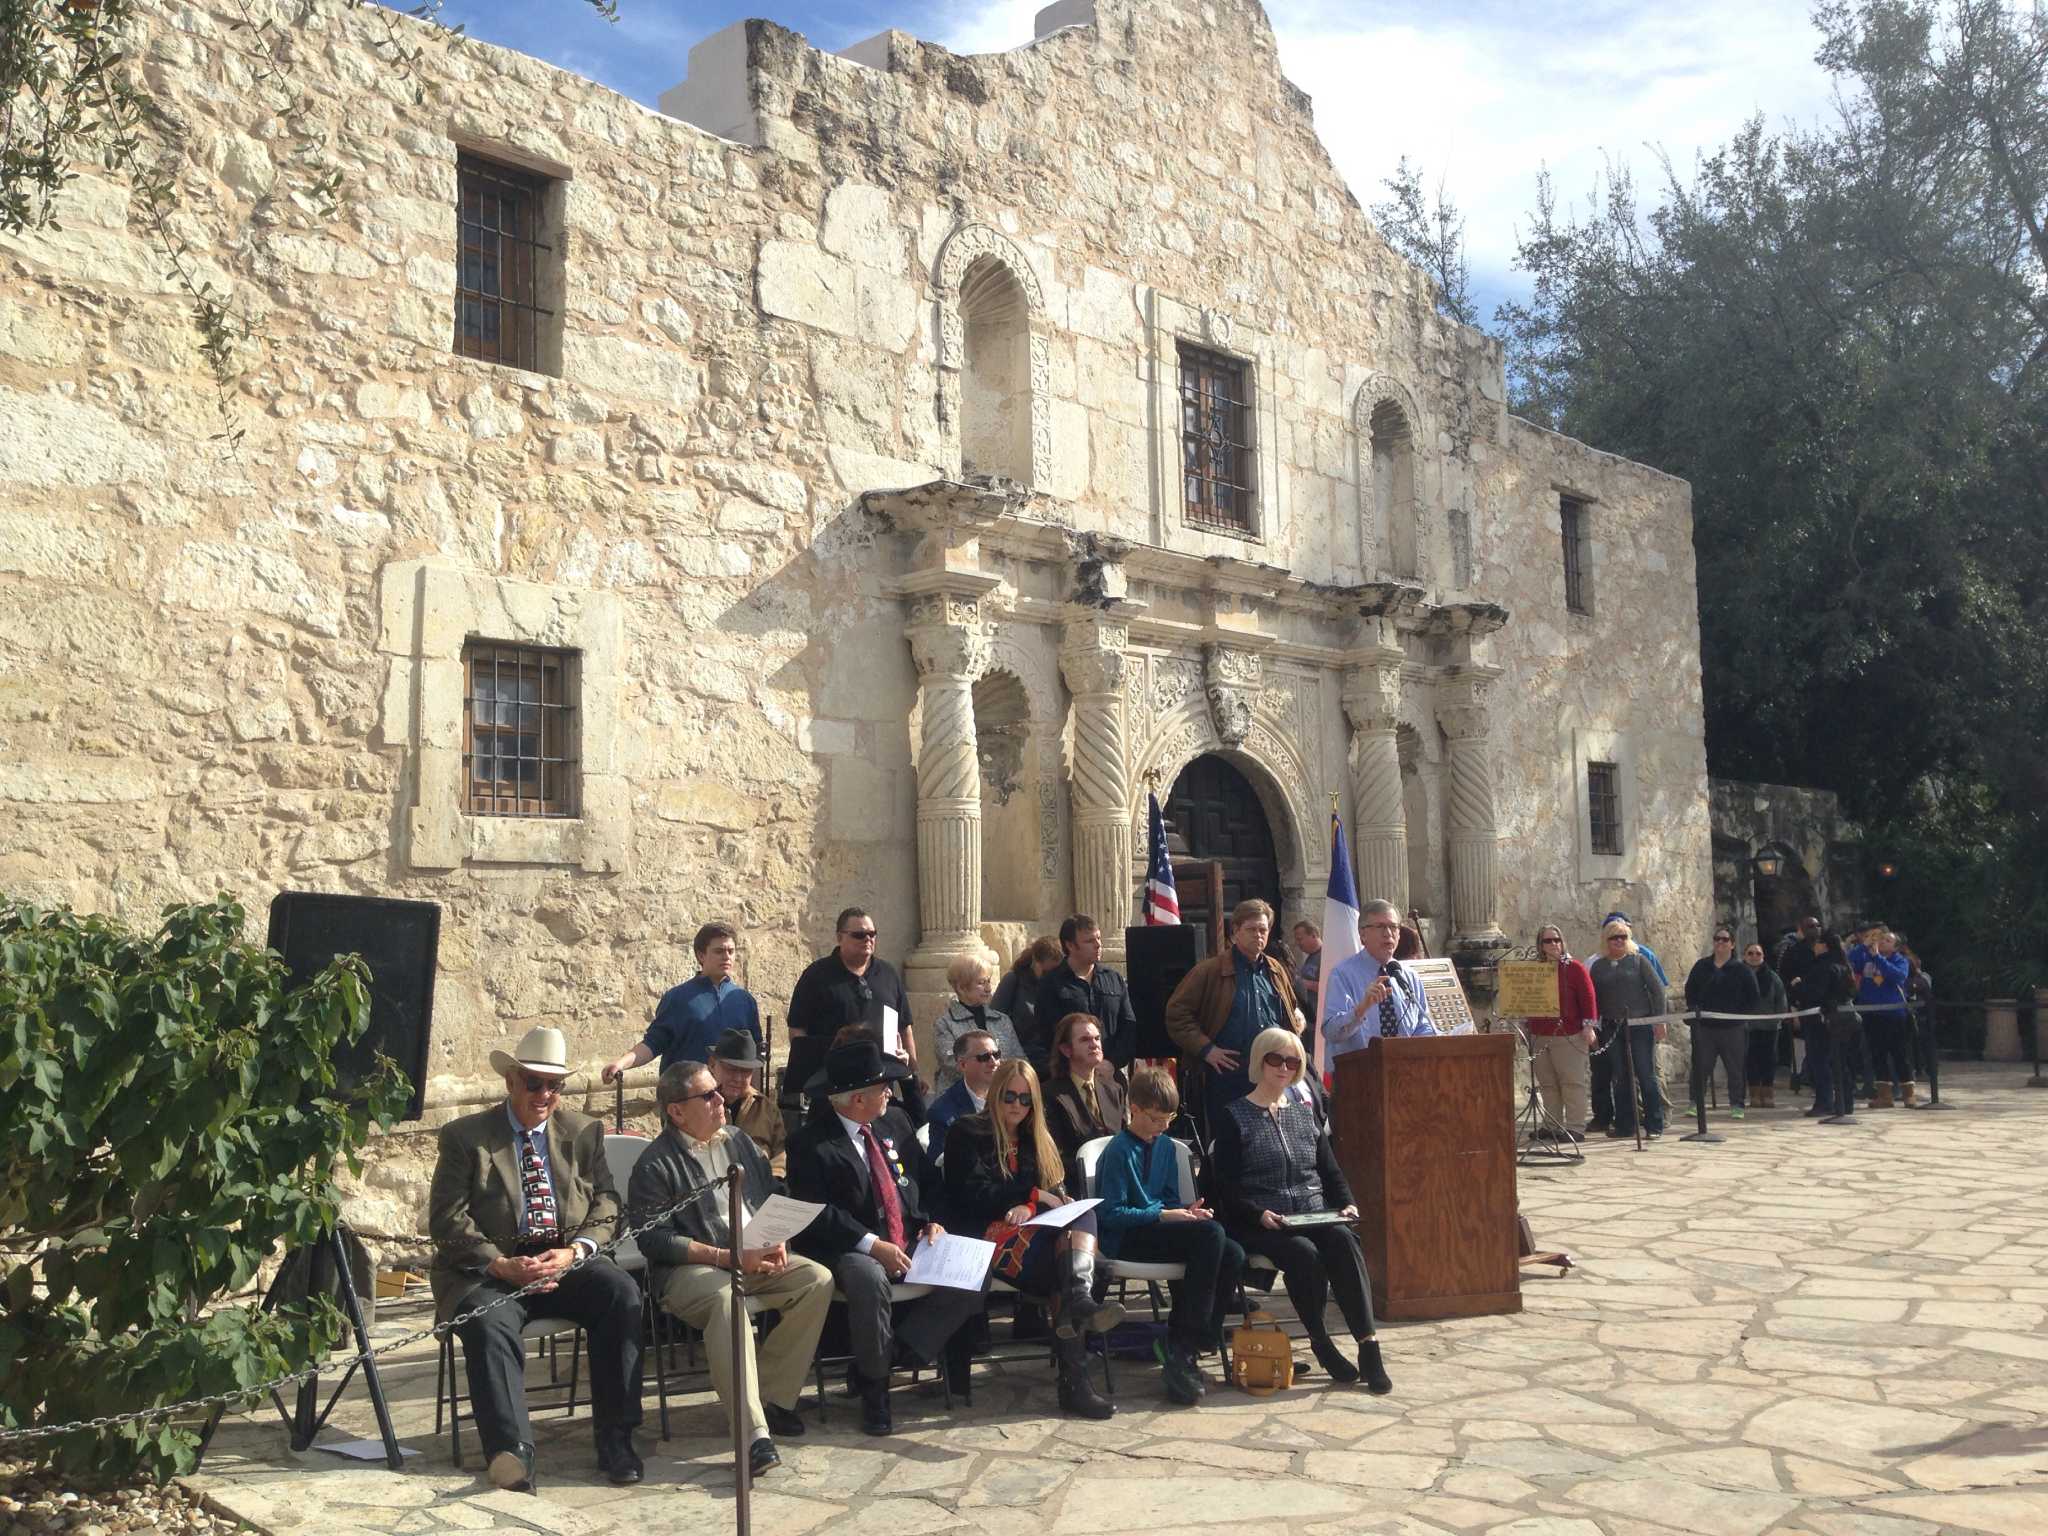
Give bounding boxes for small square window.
[455,152,561,375]
[463,642,580,818]
[1179,342,1255,534]
[1561,496,1591,615]
[1587,760,1622,855]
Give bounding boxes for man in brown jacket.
[429,1026,644,1492]
[1164,899,1303,1128]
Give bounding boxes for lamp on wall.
[1752,849,1784,880]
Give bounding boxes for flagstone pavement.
[186,1064,2048,1536]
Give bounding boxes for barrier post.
[1679,1015,1723,1145]
[730,1166,751,1536]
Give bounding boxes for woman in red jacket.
[1524,924,1599,1142]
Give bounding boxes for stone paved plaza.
[186,1065,2048,1536]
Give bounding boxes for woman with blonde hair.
[943,1058,1122,1418]
[1207,1026,1392,1394]
[1589,919,1670,1138]
[933,953,1024,1092]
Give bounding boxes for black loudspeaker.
[1125,924,1200,1060]
[267,892,440,1123]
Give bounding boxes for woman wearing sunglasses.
[1207,1028,1392,1394]
[1521,925,1599,1141]
[943,1058,1123,1419]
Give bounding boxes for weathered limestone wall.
[0,0,1713,1182]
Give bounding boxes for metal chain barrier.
[0,1176,728,1450]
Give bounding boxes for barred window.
[1561,495,1591,614]
[463,643,580,818]
[455,153,559,373]
[1179,342,1255,533]
[1587,760,1621,855]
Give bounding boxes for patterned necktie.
[1379,968,1402,1039]
[519,1129,559,1242]
[1080,1073,1099,1123]
[860,1124,906,1248]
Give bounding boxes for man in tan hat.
[429,1026,644,1491]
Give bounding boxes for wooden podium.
[1333,1034,1521,1320]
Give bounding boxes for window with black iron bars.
[1587,760,1622,855]
[1179,342,1255,533]
[1561,496,1589,614]
[455,153,554,372]
[463,643,580,818]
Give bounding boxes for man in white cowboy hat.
[429,1026,645,1492]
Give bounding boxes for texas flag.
[1316,811,1362,1075]
[1142,791,1180,926]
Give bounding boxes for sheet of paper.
[315,1438,420,1461]
[903,1232,994,1291]
[735,1194,825,1249]
[1022,1197,1101,1230]
[880,1004,900,1056]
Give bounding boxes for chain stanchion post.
[729,1165,751,1536]
[1917,1001,1955,1110]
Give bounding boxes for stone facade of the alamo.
[0,0,1713,1172]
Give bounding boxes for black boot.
[1358,1337,1392,1395]
[1308,1327,1360,1385]
[1055,1333,1115,1420]
[1054,1244,1126,1340]
[851,1364,892,1437]
[944,1330,975,1406]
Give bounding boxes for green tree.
[1490,0,2047,992]
[0,897,408,1482]
[1369,156,1479,327]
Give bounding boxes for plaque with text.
[1494,960,1562,1018]
[1407,957,1476,1035]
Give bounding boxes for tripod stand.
[1511,1021,1584,1166]
[195,1223,404,1471]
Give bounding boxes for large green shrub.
[0,897,408,1482]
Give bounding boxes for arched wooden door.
[1164,754,1283,952]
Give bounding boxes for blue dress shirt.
[641,975,763,1072]
[1320,950,1437,1064]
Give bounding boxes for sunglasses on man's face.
[682,1087,723,1108]
[520,1074,564,1095]
[969,1050,1002,1064]
[998,1090,1034,1107]
[843,929,879,942]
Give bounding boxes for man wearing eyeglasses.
[600,921,762,1087]
[923,1029,1002,1182]
[1320,898,1439,1067]
[429,1027,645,1493]
[629,1061,833,1479]
[787,907,919,1075]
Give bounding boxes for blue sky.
[415,0,1841,318]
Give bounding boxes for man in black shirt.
[786,907,919,1077]
[1034,914,1138,1071]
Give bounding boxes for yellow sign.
[1495,960,1562,1018]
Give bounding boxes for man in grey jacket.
[629,1061,833,1478]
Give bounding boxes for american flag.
[1142,791,1180,925]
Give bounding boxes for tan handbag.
[1229,1309,1297,1396]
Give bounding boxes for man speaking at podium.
[1320,900,1438,1067]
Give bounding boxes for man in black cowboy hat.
[786,1038,984,1436]
[709,1027,787,1176]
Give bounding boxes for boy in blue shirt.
[1095,1067,1244,1406]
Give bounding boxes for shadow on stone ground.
[182,1064,2048,1536]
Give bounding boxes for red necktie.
[860,1124,906,1248]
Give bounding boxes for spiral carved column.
[1438,667,1506,948]
[907,613,994,989]
[1059,618,1134,966]
[1342,655,1408,913]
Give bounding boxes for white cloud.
[918,0,1842,305]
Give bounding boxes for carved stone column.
[1059,612,1135,965]
[1341,644,1408,913]
[1438,665,1506,948]
[907,607,991,959]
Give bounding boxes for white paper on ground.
[903,1233,996,1290]
[1022,1197,1102,1230]
[735,1194,825,1249]
[880,1005,900,1056]
[315,1439,420,1461]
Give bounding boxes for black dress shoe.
[749,1437,781,1477]
[763,1402,806,1439]
[486,1442,537,1494]
[597,1431,643,1486]
[853,1367,893,1436]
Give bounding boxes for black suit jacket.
[786,1105,933,1264]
